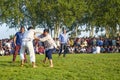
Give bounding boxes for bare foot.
[21,64,24,67]
[32,65,37,68]
[50,65,53,68]
[43,60,46,64]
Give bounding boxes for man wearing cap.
[59,28,69,57]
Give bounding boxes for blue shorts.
[45,48,55,59]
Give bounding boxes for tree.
[0,0,24,28]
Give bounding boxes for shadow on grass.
[0,61,20,68]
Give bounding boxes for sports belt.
[22,38,32,42]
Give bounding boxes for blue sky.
[0,23,105,39]
[0,23,17,39]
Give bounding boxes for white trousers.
[20,41,35,62]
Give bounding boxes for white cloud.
[0,23,17,39]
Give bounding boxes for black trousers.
[59,43,68,57]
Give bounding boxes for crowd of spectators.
[0,37,120,56]
[0,39,14,56]
[65,37,120,54]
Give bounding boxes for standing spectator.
[116,37,120,47]
[58,28,69,57]
[12,27,27,62]
[92,38,97,46]
[69,38,74,47]
[112,38,116,46]
[99,38,104,46]
[108,38,112,46]
[56,38,60,48]
[103,38,109,46]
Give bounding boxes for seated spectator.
[0,47,5,56]
[100,46,105,53]
[81,39,87,47]
[69,38,74,47]
[74,46,80,53]
[86,46,92,53]
[108,46,113,53]
[74,38,81,47]
[38,45,45,55]
[96,45,101,54]
[80,47,86,53]
[4,46,10,55]
[112,46,118,53]
[92,46,96,54]
[104,46,108,53]
[68,46,75,54]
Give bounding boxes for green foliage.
[0,0,120,37]
[9,35,14,39]
[0,54,120,80]
[0,0,24,28]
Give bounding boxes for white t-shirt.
[39,34,57,50]
[22,29,36,41]
[96,46,101,53]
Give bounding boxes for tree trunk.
[54,21,60,39]
[75,24,79,37]
[118,24,120,36]
[50,28,53,37]
[90,26,94,37]
[105,25,110,38]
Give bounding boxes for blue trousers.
[45,48,55,59]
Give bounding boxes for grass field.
[0,53,120,80]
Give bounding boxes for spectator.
[96,45,101,54]
[112,38,116,46]
[103,38,109,46]
[108,46,113,53]
[74,38,81,47]
[58,28,69,57]
[92,45,96,54]
[69,38,74,47]
[92,38,97,46]
[38,45,45,55]
[12,27,27,62]
[80,46,86,53]
[100,46,105,53]
[86,46,92,53]
[0,47,5,56]
[81,38,87,47]
[56,38,60,48]
[116,37,120,47]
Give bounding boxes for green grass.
[0,53,120,80]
